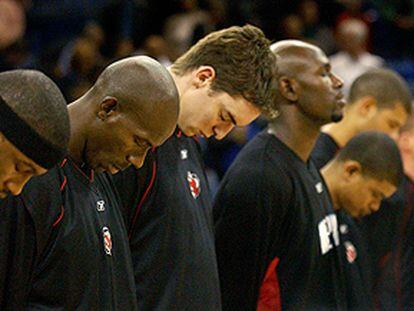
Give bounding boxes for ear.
[356,96,378,118]
[193,66,216,88]
[343,160,362,182]
[398,131,411,151]
[97,96,118,120]
[278,76,299,102]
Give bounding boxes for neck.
[322,111,357,148]
[67,96,92,165]
[321,163,340,210]
[268,107,322,162]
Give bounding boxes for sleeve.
[113,150,155,231]
[0,169,63,310]
[0,196,37,309]
[213,156,292,310]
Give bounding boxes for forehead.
[216,92,261,126]
[364,176,396,196]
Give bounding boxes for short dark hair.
[336,131,403,187]
[171,25,277,113]
[0,69,70,151]
[349,69,412,114]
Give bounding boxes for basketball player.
[114,25,277,310]
[214,40,347,310]
[0,56,179,309]
[321,131,403,310]
[362,109,414,310]
[0,70,69,198]
[311,68,411,169]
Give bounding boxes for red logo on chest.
[344,241,357,263]
[187,171,201,199]
[102,226,112,256]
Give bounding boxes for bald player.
[114,25,276,310]
[312,68,411,169]
[0,56,179,309]
[321,131,403,310]
[214,40,346,310]
[0,70,70,198]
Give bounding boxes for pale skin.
[169,66,261,140]
[322,97,408,147]
[398,126,414,182]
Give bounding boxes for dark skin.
[268,40,344,162]
[68,57,179,174]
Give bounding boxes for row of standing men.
[0,24,413,310]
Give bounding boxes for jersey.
[214,130,347,310]
[311,130,376,309]
[0,158,137,310]
[114,131,221,311]
[311,132,340,169]
[336,211,373,310]
[361,177,414,310]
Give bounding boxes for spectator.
[299,0,336,54]
[330,18,384,96]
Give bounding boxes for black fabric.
[0,96,66,169]
[214,130,347,310]
[114,133,221,311]
[0,158,137,310]
[336,211,374,310]
[360,177,414,310]
[311,132,340,170]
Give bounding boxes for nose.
[127,153,147,169]
[5,174,32,196]
[369,201,381,213]
[331,72,343,89]
[213,123,235,140]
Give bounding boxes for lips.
[335,92,346,108]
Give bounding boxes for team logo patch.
[180,149,188,160]
[344,241,357,263]
[96,200,105,212]
[102,226,112,256]
[187,171,201,199]
[315,182,323,194]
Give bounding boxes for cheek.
[0,151,15,182]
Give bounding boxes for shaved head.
[93,56,179,139]
[270,40,328,77]
[269,39,344,124]
[72,56,180,173]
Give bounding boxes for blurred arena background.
[2,0,414,195]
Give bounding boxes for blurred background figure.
[330,18,384,96]
[299,0,336,54]
[0,0,26,50]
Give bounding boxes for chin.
[331,112,344,123]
